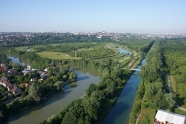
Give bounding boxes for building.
[0,76,7,85]
[155,109,186,124]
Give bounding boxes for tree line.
[129,40,176,124]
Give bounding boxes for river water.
[7,56,25,66]
[102,58,146,124]
[3,57,101,124]
[118,47,131,55]
[4,47,141,124]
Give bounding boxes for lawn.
[36,52,81,60]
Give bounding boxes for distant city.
[0,31,186,46]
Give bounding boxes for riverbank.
[95,74,132,124]
[2,90,54,122]
[102,57,146,124]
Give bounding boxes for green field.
[15,46,38,52]
[36,52,81,60]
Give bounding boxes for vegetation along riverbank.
[0,39,154,124]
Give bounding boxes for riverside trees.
[40,59,131,124]
[0,39,153,123]
[129,40,177,124]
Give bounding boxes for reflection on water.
[69,82,77,88]
[72,66,102,77]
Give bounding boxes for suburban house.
[0,67,5,72]
[24,83,29,88]
[2,80,11,88]
[11,86,22,94]
[1,80,21,95]
[0,76,7,85]
[44,67,49,72]
[154,109,186,124]
[8,69,17,74]
[31,78,38,82]
[22,70,32,75]
[1,63,6,67]
[40,71,48,80]
[27,65,31,70]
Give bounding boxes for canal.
[102,58,146,124]
[5,47,139,124]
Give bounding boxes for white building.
[155,109,186,124]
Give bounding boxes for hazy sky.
[1,0,186,33]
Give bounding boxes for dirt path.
[167,75,186,112]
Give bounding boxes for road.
[167,75,186,112]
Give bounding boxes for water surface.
[102,58,146,124]
[3,56,101,124]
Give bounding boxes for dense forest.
[160,39,186,106]
[39,59,132,124]
[118,39,154,53]
[129,39,186,124]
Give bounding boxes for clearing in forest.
[36,52,81,60]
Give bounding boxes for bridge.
[130,68,141,71]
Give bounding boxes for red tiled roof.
[0,67,5,71]
[24,83,29,87]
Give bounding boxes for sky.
[0,0,186,33]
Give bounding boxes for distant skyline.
[1,0,186,33]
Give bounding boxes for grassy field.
[36,52,81,60]
[173,108,186,116]
[138,108,155,124]
[15,46,38,52]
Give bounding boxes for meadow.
[36,52,81,60]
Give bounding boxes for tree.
[68,72,77,82]
[164,93,176,109]
[85,83,98,97]
[54,81,64,91]
[28,83,42,102]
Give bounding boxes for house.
[8,69,17,74]
[2,80,11,88]
[37,70,43,75]
[11,86,22,94]
[7,84,14,92]
[154,109,186,124]
[24,83,29,88]
[31,78,38,82]
[0,67,5,72]
[44,68,49,72]
[22,70,32,75]
[40,72,48,80]
[27,65,31,70]
[2,80,22,94]
[1,63,6,67]
[0,76,7,85]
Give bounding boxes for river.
[7,56,25,66]
[102,58,146,124]
[3,56,101,124]
[5,47,139,124]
